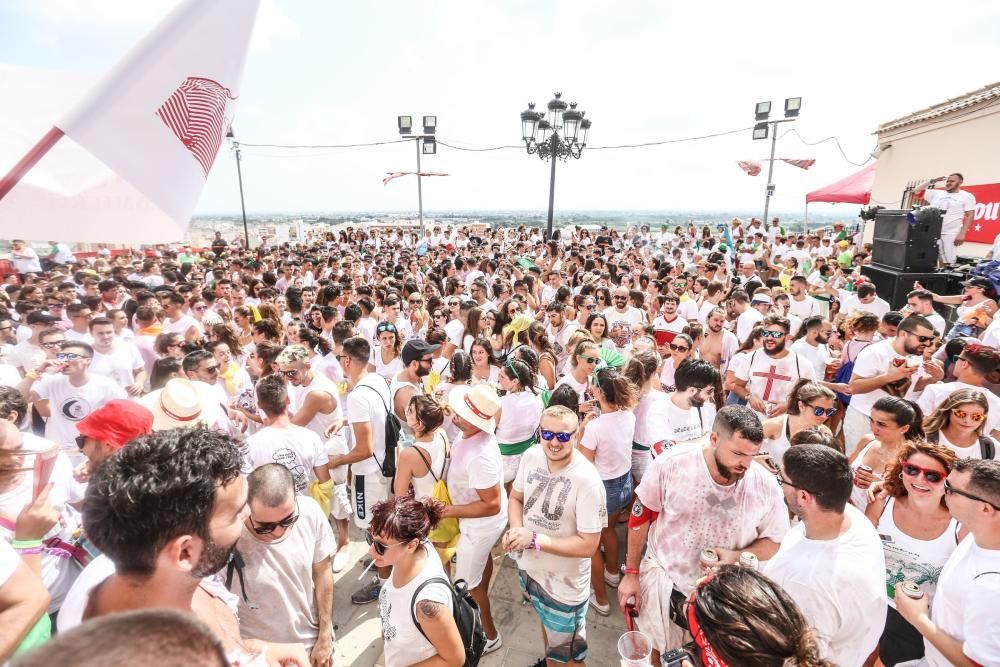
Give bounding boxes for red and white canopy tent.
[804,162,876,225]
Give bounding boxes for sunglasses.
[249,504,300,535]
[448,301,460,307]
[901,461,946,485]
[55,352,86,361]
[365,529,405,556]
[669,343,690,352]
[203,365,220,374]
[539,429,576,443]
[580,355,601,365]
[908,332,935,344]
[377,324,397,334]
[761,330,785,338]
[944,479,1000,510]
[75,435,88,450]
[808,404,837,418]
[433,311,445,318]
[409,299,423,305]
[952,408,986,423]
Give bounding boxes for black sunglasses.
[249,502,300,535]
[365,529,405,556]
[944,480,1000,510]
[807,404,837,418]
[539,428,576,443]
[76,435,87,450]
[908,332,936,344]
[669,343,690,352]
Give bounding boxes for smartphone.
[32,449,58,501]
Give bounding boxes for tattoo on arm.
[417,600,444,620]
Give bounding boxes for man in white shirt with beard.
[766,444,886,666]
[733,315,816,420]
[603,287,646,349]
[87,317,145,397]
[787,276,822,320]
[658,359,718,452]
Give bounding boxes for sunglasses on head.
[761,330,785,338]
[365,529,405,556]
[669,343,690,352]
[250,503,300,535]
[952,408,986,423]
[377,323,397,334]
[539,428,576,443]
[902,461,946,484]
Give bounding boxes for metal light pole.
[398,115,437,239]
[752,97,800,227]
[520,93,591,240]
[225,127,250,248]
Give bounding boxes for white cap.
[751,293,772,304]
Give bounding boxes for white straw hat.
[448,384,500,434]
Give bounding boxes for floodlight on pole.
[755,101,771,121]
[397,114,438,237]
[422,137,436,154]
[398,115,413,135]
[752,123,769,140]
[422,116,437,134]
[751,97,801,228]
[784,97,802,118]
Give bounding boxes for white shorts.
[502,453,523,484]
[635,556,689,655]
[351,472,390,529]
[330,482,353,521]
[455,526,504,589]
[631,448,651,484]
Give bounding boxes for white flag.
[0,0,260,244]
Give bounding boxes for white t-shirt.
[12,247,42,274]
[379,542,453,667]
[632,390,671,448]
[446,429,507,537]
[603,307,645,348]
[553,373,588,403]
[580,409,635,480]
[735,349,816,416]
[9,341,45,374]
[162,314,200,337]
[243,425,328,496]
[514,448,607,604]
[444,319,464,350]
[788,295,821,320]
[924,536,1000,667]
[849,340,909,417]
[841,294,890,320]
[34,373,126,449]
[635,445,789,594]
[346,374,391,477]
[660,397,714,447]
[0,435,81,612]
[736,308,764,343]
[231,497,335,646]
[790,338,832,379]
[90,343,144,389]
[496,391,544,445]
[764,505,887,666]
[917,381,1000,437]
[924,188,977,235]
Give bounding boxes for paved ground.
[330,523,632,666]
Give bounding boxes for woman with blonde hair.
[923,388,994,459]
[865,441,961,666]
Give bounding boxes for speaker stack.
[861,208,956,311]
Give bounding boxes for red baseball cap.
[77,400,154,450]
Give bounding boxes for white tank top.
[389,375,421,441]
[380,542,453,667]
[849,440,880,510]
[763,415,791,464]
[293,374,343,441]
[409,431,448,500]
[876,497,958,608]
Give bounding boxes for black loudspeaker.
[860,265,955,311]
[871,208,942,272]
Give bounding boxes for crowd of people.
[0,215,998,667]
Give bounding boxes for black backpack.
[927,431,996,459]
[410,577,487,667]
[358,384,402,478]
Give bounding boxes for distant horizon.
[193,208,859,220]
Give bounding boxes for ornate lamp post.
[520,93,591,240]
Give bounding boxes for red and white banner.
[736,160,762,176]
[0,0,260,244]
[780,158,816,170]
[961,183,1000,244]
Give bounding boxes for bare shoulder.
[416,599,445,620]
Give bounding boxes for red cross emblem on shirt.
[752,364,793,402]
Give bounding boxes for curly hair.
[83,427,243,575]
[882,440,958,507]
[690,565,834,667]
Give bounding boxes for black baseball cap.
[963,277,992,290]
[402,339,440,365]
[27,312,58,325]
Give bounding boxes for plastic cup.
[618,631,652,667]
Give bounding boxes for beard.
[903,337,926,355]
[708,322,723,333]
[416,365,431,377]
[765,339,786,355]
[714,449,747,482]
[191,535,239,578]
[689,394,706,408]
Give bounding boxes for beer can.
[700,549,720,567]
[899,580,924,599]
[739,552,759,570]
[858,465,873,474]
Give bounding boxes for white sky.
[2,0,999,218]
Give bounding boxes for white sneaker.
[332,545,351,573]
[604,569,621,588]
[484,633,503,654]
[589,591,611,616]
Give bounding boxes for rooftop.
[878,81,1000,133]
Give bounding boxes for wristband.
[529,530,540,551]
[14,547,44,556]
[624,567,640,575]
[11,539,43,549]
[25,371,39,380]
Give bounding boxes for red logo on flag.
[156,77,236,176]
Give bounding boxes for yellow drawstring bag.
[309,478,334,516]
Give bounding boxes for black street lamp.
[520,92,591,240]
[225,127,250,249]
[751,97,801,227]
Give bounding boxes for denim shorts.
[603,470,634,516]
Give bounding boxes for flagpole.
[0,127,65,201]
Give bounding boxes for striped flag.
[383,171,450,186]
[736,160,762,176]
[780,159,816,170]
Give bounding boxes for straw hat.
[139,378,223,431]
[448,384,500,433]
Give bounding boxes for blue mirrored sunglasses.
[539,429,575,443]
